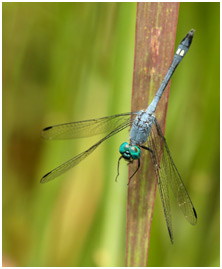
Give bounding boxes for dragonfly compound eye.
[119,142,131,159]
[129,146,141,159]
[119,142,129,153]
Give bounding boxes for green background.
[3,3,219,267]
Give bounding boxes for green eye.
[119,142,129,154]
[129,146,141,159]
[119,143,141,160]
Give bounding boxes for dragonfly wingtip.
[43,126,53,131]
[193,207,198,220]
[40,172,51,183]
[40,178,46,184]
[41,126,53,139]
[167,227,174,244]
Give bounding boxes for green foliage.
[3,2,219,267]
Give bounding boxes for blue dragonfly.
[41,30,197,243]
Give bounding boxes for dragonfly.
[41,29,197,243]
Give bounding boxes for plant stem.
[125,3,179,266]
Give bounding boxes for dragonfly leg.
[128,158,140,185]
[126,159,133,166]
[140,145,153,153]
[115,156,123,183]
[141,145,160,169]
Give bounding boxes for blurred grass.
[2,2,219,267]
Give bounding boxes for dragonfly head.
[119,142,141,160]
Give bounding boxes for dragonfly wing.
[41,112,137,140]
[41,118,131,183]
[153,118,197,225]
[148,127,174,243]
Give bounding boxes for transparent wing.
[41,112,137,140]
[148,126,174,243]
[153,118,197,225]
[147,118,197,243]
[41,116,132,183]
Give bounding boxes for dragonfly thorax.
[130,110,155,145]
[119,142,141,160]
